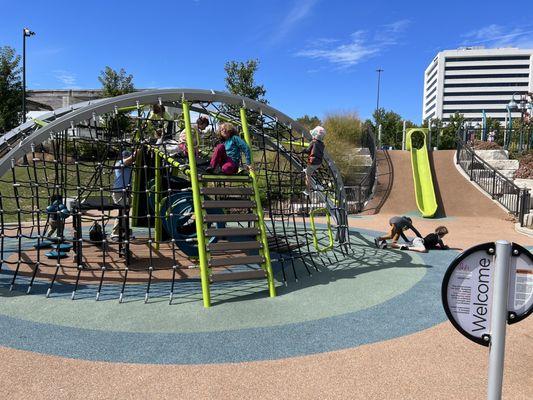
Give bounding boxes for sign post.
[487,241,511,400]
[442,241,533,400]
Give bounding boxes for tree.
[224,59,267,103]
[296,115,321,130]
[98,66,135,97]
[0,46,22,133]
[371,108,416,148]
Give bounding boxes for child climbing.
[391,226,449,253]
[302,126,326,196]
[205,123,253,175]
[45,195,70,238]
[374,216,422,248]
[111,150,136,240]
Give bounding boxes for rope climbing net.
[0,89,349,304]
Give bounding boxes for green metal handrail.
[240,107,276,298]
[183,100,211,307]
[310,208,334,253]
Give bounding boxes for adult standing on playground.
[111,150,136,240]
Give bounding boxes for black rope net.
[0,97,349,302]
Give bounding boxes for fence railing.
[456,136,530,226]
[344,128,377,213]
[460,126,533,153]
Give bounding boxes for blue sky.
[1,0,533,123]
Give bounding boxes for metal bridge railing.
[456,136,530,226]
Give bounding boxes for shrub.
[514,152,533,179]
[322,112,366,185]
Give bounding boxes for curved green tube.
[405,128,438,218]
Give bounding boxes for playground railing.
[456,138,530,226]
[344,128,377,213]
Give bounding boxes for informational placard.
[507,243,533,324]
[442,242,533,346]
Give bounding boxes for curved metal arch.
[0,89,348,241]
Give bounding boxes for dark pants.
[210,143,238,174]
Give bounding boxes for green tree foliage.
[322,112,365,185]
[371,108,416,148]
[424,113,464,150]
[224,59,267,103]
[0,46,22,133]
[296,115,321,130]
[98,66,135,97]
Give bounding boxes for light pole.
[22,27,35,123]
[375,68,384,113]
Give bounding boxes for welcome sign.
[442,243,533,346]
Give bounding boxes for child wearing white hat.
[302,126,326,196]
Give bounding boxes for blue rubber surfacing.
[0,227,458,364]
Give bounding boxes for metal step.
[204,227,260,237]
[204,213,258,223]
[208,240,262,252]
[209,255,264,268]
[210,269,266,282]
[201,187,254,196]
[199,174,251,183]
[203,200,255,209]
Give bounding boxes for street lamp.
[507,92,533,151]
[22,27,36,123]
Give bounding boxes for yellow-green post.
[154,151,162,250]
[239,107,276,298]
[183,100,211,307]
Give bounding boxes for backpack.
[89,221,104,243]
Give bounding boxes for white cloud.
[462,24,533,48]
[53,70,78,88]
[296,20,410,69]
[271,0,319,43]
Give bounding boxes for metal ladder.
[182,100,276,307]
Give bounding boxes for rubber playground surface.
[1,150,532,399]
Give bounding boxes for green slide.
[405,128,438,218]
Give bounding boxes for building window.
[443,90,529,96]
[443,100,513,105]
[446,55,531,62]
[445,64,529,70]
[445,73,529,79]
[426,69,438,85]
[425,86,437,98]
[426,78,438,93]
[442,108,518,113]
[425,96,437,107]
[444,82,529,88]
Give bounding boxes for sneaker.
[380,242,388,249]
[373,238,380,248]
[400,245,408,250]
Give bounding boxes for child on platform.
[205,123,253,175]
[302,126,326,196]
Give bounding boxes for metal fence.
[456,138,530,226]
[344,128,377,213]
